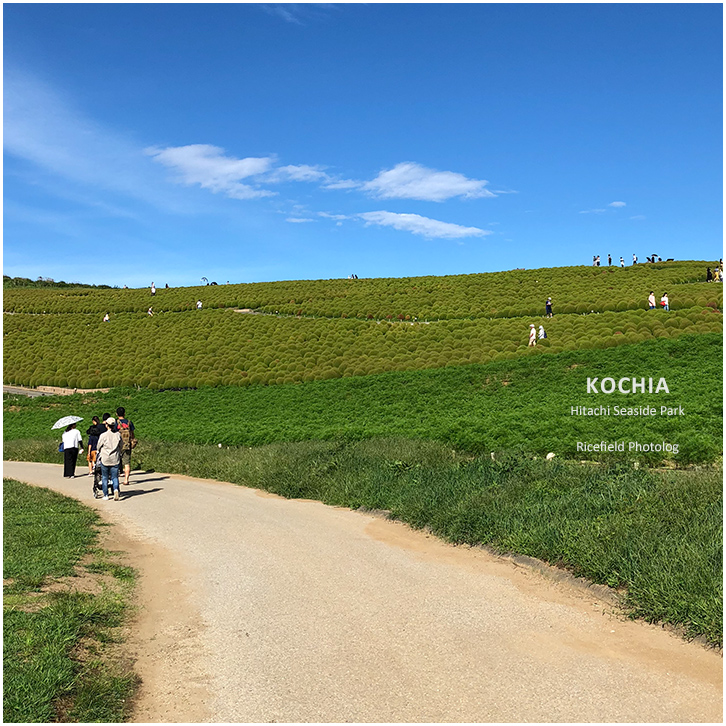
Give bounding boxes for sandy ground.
[3,460,722,723]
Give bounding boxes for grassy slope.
[5,334,722,465]
[3,479,137,722]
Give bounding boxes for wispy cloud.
[362,162,496,202]
[147,144,277,200]
[4,69,191,212]
[608,201,626,207]
[358,211,490,239]
[630,215,646,220]
[260,4,337,25]
[579,209,606,214]
[286,217,315,223]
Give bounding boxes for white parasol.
[51,415,83,430]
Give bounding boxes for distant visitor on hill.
[538,325,547,339]
[197,300,203,309]
[648,291,656,309]
[148,307,153,316]
[706,267,713,282]
[103,313,110,322]
[545,297,553,318]
[620,257,625,267]
[608,254,612,266]
[633,254,638,264]
[596,255,601,266]
[151,282,156,296]
[528,324,537,347]
[661,293,669,311]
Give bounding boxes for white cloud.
[318,211,350,220]
[286,217,315,223]
[322,178,360,190]
[266,164,330,183]
[609,201,626,207]
[358,211,490,239]
[147,144,277,200]
[362,162,495,202]
[579,209,606,214]
[630,215,646,220]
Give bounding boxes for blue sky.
[4,3,722,287]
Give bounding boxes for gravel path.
[4,461,722,723]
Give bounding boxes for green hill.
[3,262,722,390]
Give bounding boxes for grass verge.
[3,479,138,722]
[7,439,720,646]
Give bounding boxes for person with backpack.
[115,407,137,486]
[97,417,122,501]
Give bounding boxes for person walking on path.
[538,325,547,340]
[661,293,669,311]
[633,253,638,264]
[197,300,203,310]
[596,255,601,267]
[116,407,136,487]
[85,416,104,476]
[608,254,612,266]
[648,291,656,309]
[545,297,553,318]
[148,307,154,316]
[528,324,537,347]
[620,257,625,267]
[151,282,156,296]
[96,417,122,501]
[61,423,83,478]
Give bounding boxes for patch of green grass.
[5,334,722,465]
[3,479,138,722]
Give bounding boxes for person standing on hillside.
[545,297,553,318]
[538,325,547,339]
[620,257,625,267]
[706,267,713,282]
[528,324,537,347]
[97,417,122,501]
[62,423,83,478]
[633,254,638,264]
[197,300,203,309]
[116,407,136,487]
[103,313,110,322]
[151,282,156,296]
[608,254,612,266]
[648,291,656,309]
[660,293,669,311]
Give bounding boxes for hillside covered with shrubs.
[3,261,721,390]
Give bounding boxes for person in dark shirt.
[86,416,105,476]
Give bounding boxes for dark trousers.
[63,447,79,477]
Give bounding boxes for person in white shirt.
[661,293,669,311]
[62,423,83,478]
[528,324,537,346]
[538,325,547,339]
[648,291,656,309]
[97,417,123,501]
[196,300,203,310]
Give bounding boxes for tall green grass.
[3,479,138,722]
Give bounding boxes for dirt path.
[4,461,722,723]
